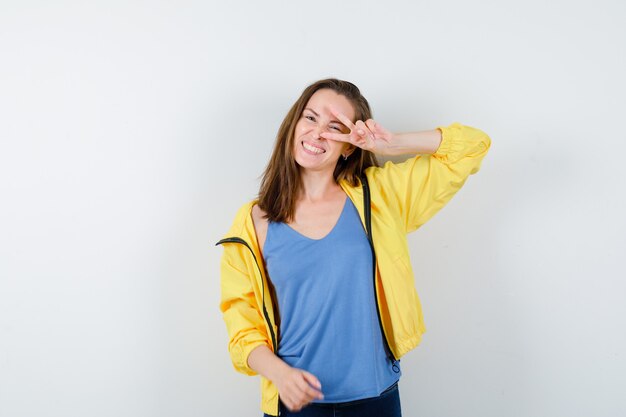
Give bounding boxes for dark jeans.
[264,382,401,417]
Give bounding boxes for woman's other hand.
[247,345,324,412]
[274,366,324,412]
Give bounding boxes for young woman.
[217,79,491,416]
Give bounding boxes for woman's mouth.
[302,142,325,155]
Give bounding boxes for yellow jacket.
[217,122,491,415]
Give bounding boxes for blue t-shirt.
[264,196,400,403]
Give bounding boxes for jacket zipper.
[360,175,399,369]
[216,236,281,415]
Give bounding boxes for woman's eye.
[330,126,342,131]
[305,115,315,121]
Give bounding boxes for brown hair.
[258,78,379,223]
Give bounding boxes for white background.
[1,1,625,416]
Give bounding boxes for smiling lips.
[302,141,325,155]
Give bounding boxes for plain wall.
[1,1,624,416]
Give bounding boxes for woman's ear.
[343,144,356,159]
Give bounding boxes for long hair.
[258,78,379,222]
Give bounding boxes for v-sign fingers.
[355,120,375,149]
[328,107,356,132]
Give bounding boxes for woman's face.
[292,88,355,173]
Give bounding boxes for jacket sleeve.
[219,245,272,376]
[367,122,491,233]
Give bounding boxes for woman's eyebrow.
[304,107,319,117]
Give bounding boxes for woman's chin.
[295,159,338,174]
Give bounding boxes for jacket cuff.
[231,340,273,376]
[433,122,462,156]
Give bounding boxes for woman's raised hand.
[274,366,324,412]
[320,108,394,155]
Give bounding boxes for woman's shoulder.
[251,204,268,227]
[219,201,269,255]
[220,200,259,241]
[251,204,269,254]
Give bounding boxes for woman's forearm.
[247,344,291,382]
[385,129,442,156]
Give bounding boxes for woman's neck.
[298,169,342,203]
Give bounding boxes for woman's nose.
[312,124,326,139]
